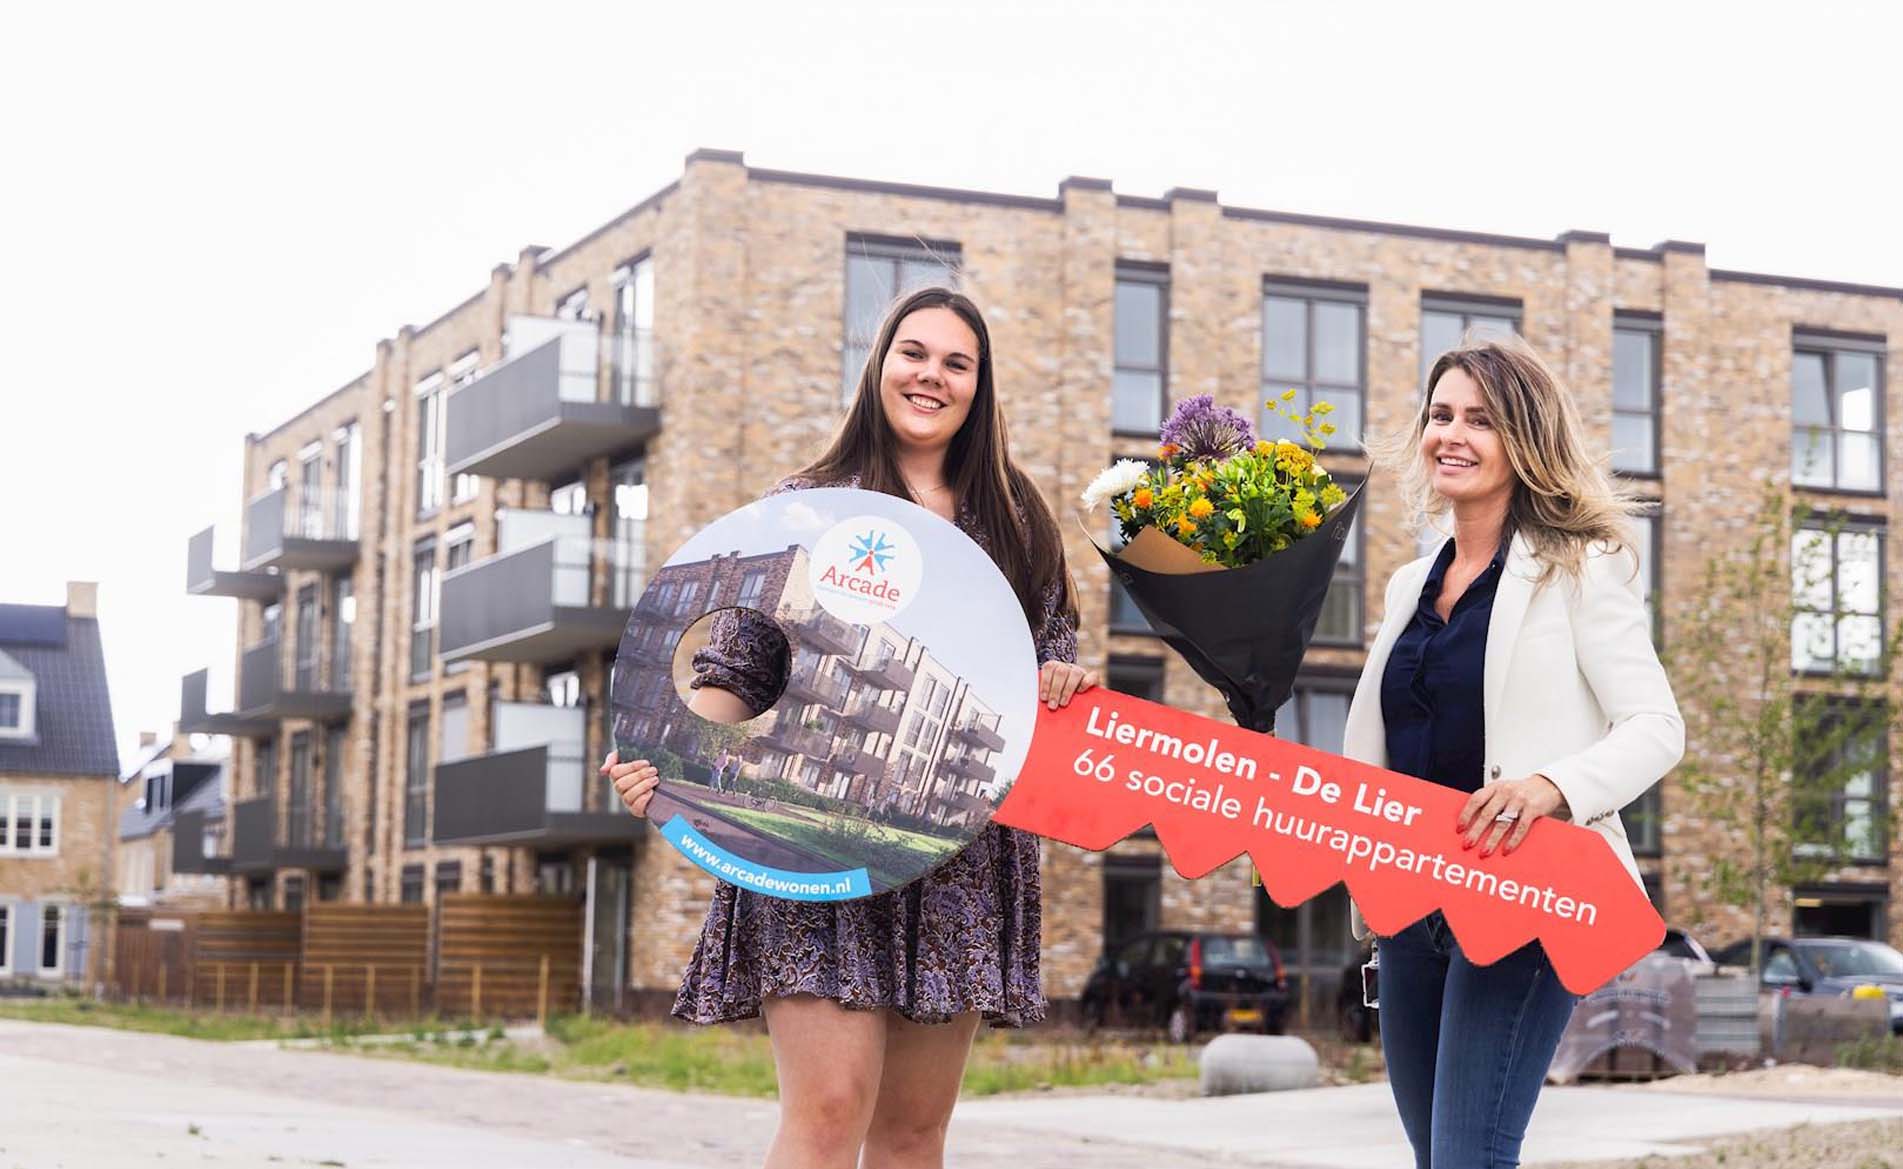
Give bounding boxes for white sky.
[4,0,1898,769]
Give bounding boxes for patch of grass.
[0,997,453,1044]
[960,1033,1197,1095]
[1837,1032,1903,1074]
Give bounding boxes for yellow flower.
[1223,532,1240,549]
[1312,401,1335,416]
[1319,422,1337,436]
[1320,483,1347,508]
[1297,509,1321,530]
[1174,516,1198,537]
[1188,497,1214,519]
[1254,440,1275,456]
[1131,487,1154,509]
[1281,389,1298,402]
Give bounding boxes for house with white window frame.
[0,582,119,987]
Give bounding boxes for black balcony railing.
[951,713,1007,752]
[444,327,661,481]
[943,751,997,785]
[178,669,275,739]
[440,537,630,663]
[230,796,346,874]
[170,808,229,875]
[783,662,849,709]
[186,526,281,601]
[238,637,351,722]
[433,744,644,847]
[241,487,358,573]
[846,650,915,693]
[841,696,901,736]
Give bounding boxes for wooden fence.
[436,893,583,1022]
[190,911,302,1011]
[298,903,431,1018]
[107,910,195,1004]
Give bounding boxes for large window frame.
[37,902,67,978]
[403,704,430,848]
[1420,295,1522,386]
[613,254,657,407]
[1261,279,1367,450]
[1312,476,1365,648]
[1791,517,1885,678]
[841,235,962,404]
[1792,698,1889,866]
[1792,331,1886,496]
[0,903,11,976]
[1112,262,1171,435]
[446,350,482,504]
[414,370,446,517]
[410,538,438,682]
[0,791,59,857]
[0,681,34,741]
[1612,313,1663,478]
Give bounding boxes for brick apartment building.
[178,148,1901,1016]
[1,582,119,986]
[610,543,1006,828]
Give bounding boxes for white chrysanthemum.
[1081,459,1151,511]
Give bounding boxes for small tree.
[1667,486,1900,973]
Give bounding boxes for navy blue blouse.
[1381,537,1507,795]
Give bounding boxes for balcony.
[785,606,861,657]
[445,316,661,481]
[783,661,849,708]
[845,648,915,693]
[229,797,346,874]
[186,526,281,601]
[834,743,886,779]
[178,669,275,739]
[170,808,230,875]
[242,486,359,574]
[942,751,996,785]
[440,510,636,664]
[759,715,833,760]
[238,636,352,722]
[841,695,901,736]
[951,712,1006,752]
[433,703,643,846]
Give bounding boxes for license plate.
[1226,1008,1263,1027]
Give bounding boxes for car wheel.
[1167,1004,1194,1045]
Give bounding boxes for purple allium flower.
[1159,394,1255,461]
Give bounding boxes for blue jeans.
[1377,912,1579,1168]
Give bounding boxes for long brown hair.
[801,286,1078,630]
[1375,332,1642,581]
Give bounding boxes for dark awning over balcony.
[943,752,996,785]
[444,331,660,481]
[440,538,629,664]
[433,744,645,847]
[841,697,901,736]
[178,669,275,739]
[171,808,230,875]
[238,638,352,722]
[230,797,346,874]
[186,526,281,601]
[242,487,358,573]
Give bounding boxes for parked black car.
[1712,935,1903,1035]
[1081,930,1290,1042]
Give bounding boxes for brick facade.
[189,150,1902,1012]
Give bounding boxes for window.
[1108,656,1165,703]
[267,459,288,490]
[255,737,277,798]
[261,600,282,645]
[294,585,320,690]
[435,860,462,900]
[444,524,475,673]
[543,666,583,709]
[1262,281,1366,448]
[1794,700,1888,864]
[414,370,446,516]
[332,577,354,689]
[410,539,438,681]
[1791,520,1884,675]
[0,792,59,857]
[287,733,313,849]
[1274,685,1352,754]
[736,569,766,609]
[555,286,591,322]
[1103,853,1161,953]
[1107,461,1155,634]
[323,726,346,850]
[1623,785,1663,857]
[0,904,10,976]
[1113,264,1169,433]
[1631,507,1663,646]
[613,256,656,406]
[38,903,66,977]
[399,864,425,904]
[550,479,589,517]
[282,875,306,915]
[1313,482,1364,646]
[334,422,362,540]
[611,459,649,608]
[1793,335,1885,493]
[0,684,30,739]
[842,237,961,402]
[1612,314,1662,476]
[439,691,470,763]
[403,705,429,847]
[297,445,324,539]
[675,580,701,617]
[447,351,482,503]
[1420,296,1521,385]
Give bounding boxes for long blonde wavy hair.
[1374,332,1643,582]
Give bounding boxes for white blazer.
[1345,532,1685,939]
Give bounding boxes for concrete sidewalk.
[1,1017,1898,1167]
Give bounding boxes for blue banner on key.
[661,816,873,901]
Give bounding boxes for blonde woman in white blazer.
[1346,335,1683,1169]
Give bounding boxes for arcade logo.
[810,516,922,625]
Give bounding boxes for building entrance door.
[584,855,631,1013]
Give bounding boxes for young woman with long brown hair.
[604,286,1094,1169]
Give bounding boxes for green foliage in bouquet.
[1084,392,1345,568]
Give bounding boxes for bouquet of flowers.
[1083,393,1364,731]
